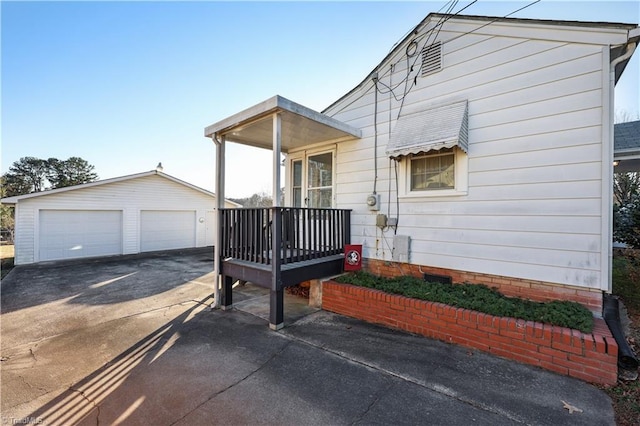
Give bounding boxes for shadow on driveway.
[1,249,214,314]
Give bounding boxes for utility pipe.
[610,41,637,75]
[601,40,639,373]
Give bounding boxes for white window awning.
[386,99,468,158]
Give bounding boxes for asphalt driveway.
[1,250,616,425]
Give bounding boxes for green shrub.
[334,271,594,333]
[613,250,640,311]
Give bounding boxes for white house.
[2,170,239,265]
[206,13,639,315]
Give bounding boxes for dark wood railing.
[219,207,351,265]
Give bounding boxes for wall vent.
[421,41,442,76]
[423,273,452,285]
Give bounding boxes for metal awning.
[204,95,361,152]
[386,99,468,158]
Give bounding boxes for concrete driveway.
[1,250,616,425]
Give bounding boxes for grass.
[605,250,640,426]
[335,271,594,333]
[0,244,14,280]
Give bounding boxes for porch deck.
[218,207,351,329]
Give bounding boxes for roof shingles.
[615,120,640,152]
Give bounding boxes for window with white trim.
[400,147,468,198]
[288,149,335,208]
[410,148,454,191]
[307,152,333,208]
[292,160,303,207]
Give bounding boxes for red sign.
[344,244,362,271]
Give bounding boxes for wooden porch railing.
[219,207,351,265]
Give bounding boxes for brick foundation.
[363,259,604,313]
[322,281,619,385]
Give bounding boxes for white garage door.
[39,210,123,262]
[140,210,196,252]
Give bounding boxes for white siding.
[14,205,35,265]
[11,174,222,264]
[319,19,626,290]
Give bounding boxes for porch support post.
[221,274,233,310]
[213,134,226,309]
[272,113,282,208]
[270,112,284,330]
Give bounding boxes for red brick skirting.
[322,281,619,385]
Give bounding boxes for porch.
[204,95,361,329]
[218,206,351,328]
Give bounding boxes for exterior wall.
[13,205,36,266]
[319,18,630,301]
[12,175,226,264]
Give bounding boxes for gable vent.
[421,41,442,76]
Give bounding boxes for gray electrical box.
[376,213,387,228]
[367,193,380,211]
[392,235,410,262]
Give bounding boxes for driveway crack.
[169,340,293,425]
[17,375,49,394]
[350,380,395,425]
[69,386,101,425]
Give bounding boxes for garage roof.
[1,170,239,206]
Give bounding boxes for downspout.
[603,40,638,377]
[611,41,637,78]
[603,294,639,374]
[604,41,637,294]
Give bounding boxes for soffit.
[204,95,361,153]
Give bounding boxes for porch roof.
[204,95,361,152]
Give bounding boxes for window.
[292,160,302,207]
[288,150,335,208]
[307,152,333,208]
[400,147,468,198]
[410,148,454,191]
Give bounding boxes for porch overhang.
[204,95,361,152]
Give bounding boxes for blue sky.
[2,1,639,198]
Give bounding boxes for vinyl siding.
[14,205,35,265]
[320,19,626,290]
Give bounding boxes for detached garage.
[1,170,238,265]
